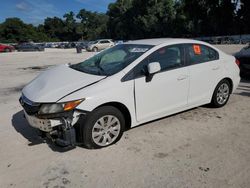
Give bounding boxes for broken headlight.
[39,99,84,114]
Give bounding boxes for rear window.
[187,44,219,64]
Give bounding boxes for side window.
[133,44,184,78]
[187,44,219,64]
[100,40,109,44]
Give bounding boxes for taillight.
[235,59,240,67]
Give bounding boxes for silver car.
[86,39,114,52]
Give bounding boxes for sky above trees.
[0,0,115,25]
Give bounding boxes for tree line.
[0,0,249,43]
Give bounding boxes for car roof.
[125,38,207,46]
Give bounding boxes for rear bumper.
[240,66,250,76]
[233,76,241,93]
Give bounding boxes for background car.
[86,39,114,52]
[0,43,15,52]
[235,44,250,78]
[16,42,45,52]
[76,41,89,50]
[114,40,124,45]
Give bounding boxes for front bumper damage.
[20,96,87,148]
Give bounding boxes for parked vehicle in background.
[115,40,124,45]
[220,37,235,44]
[56,42,77,49]
[20,38,240,149]
[86,39,114,52]
[241,39,250,44]
[0,43,15,52]
[235,44,250,78]
[16,42,44,52]
[44,43,55,48]
[56,43,66,49]
[64,42,77,49]
[76,41,89,50]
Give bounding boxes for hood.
[22,64,105,103]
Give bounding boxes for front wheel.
[92,47,98,52]
[82,106,125,149]
[211,79,231,108]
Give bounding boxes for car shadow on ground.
[235,78,250,97]
[11,110,73,152]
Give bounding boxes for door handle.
[177,75,188,81]
[212,66,220,70]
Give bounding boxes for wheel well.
[223,78,233,93]
[98,102,131,130]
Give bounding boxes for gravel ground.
[0,46,249,188]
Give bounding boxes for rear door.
[185,44,222,106]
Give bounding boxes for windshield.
[90,41,98,45]
[70,44,153,76]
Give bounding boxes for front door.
[134,44,189,123]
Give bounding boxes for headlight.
[39,99,84,114]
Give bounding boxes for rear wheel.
[82,106,125,149]
[211,79,231,108]
[92,47,98,52]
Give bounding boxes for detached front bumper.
[24,111,62,132]
[19,96,87,147]
[23,110,84,147]
[23,110,84,132]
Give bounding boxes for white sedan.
[20,39,240,149]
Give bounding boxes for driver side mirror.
[144,62,161,82]
[147,62,161,75]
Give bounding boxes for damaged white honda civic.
[20,39,240,149]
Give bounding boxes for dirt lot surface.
[0,45,249,188]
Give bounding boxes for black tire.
[82,106,125,149]
[92,47,98,52]
[4,48,11,52]
[211,79,231,108]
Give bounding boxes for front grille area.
[19,95,40,115]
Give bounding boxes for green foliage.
[76,9,109,40]
[182,0,238,36]
[0,18,51,43]
[237,0,250,34]
[107,0,244,39]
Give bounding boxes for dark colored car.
[66,42,76,48]
[76,41,89,49]
[235,45,250,78]
[16,43,44,52]
[0,44,15,52]
[56,42,76,49]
